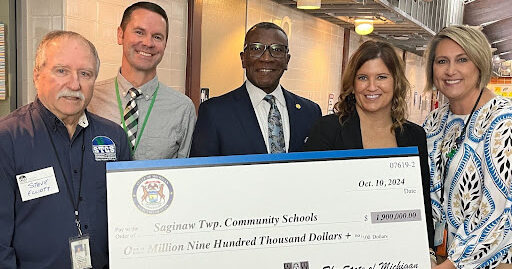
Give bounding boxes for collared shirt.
[77,112,88,127]
[0,98,130,269]
[246,80,290,152]
[88,71,196,160]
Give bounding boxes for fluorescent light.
[392,35,410,40]
[355,19,373,35]
[297,0,321,9]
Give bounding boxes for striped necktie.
[263,95,285,153]
[124,88,142,150]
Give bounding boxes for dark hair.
[245,22,288,45]
[120,2,169,40]
[335,40,409,131]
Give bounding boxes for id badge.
[434,221,445,246]
[434,222,448,257]
[69,235,92,269]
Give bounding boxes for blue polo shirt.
[0,98,130,268]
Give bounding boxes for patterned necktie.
[263,95,285,153]
[124,88,143,150]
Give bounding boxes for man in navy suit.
[190,22,321,157]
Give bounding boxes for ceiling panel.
[463,0,512,71]
[463,0,512,25]
[269,0,510,60]
[271,0,437,55]
[495,40,512,55]
[482,17,512,44]
[502,54,512,61]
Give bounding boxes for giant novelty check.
[106,147,430,268]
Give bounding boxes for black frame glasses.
[243,42,289,58]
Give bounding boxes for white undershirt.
[246,80,290,153]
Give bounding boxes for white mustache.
[57,89,84,100]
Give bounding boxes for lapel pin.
[296,104,301,109]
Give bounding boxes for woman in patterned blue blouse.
[423,25,512,269]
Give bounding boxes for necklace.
[445,88,484,159]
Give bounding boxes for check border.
[107,147,419,172]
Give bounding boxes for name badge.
[69,235,92,269]
[16,167,59,202]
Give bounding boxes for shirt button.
[84,224,88,229]
[73,169,79,174]
[79,196,83,201]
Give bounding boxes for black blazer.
[304,111,434,248]
[190,83,322,157]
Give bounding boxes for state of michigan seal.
[132,174,174,214]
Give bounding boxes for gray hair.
[34,30,100,75]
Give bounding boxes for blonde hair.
[335,40,409,131]
[424,25,492,92]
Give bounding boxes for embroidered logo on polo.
[92,136,117,161]
[132,174,174,214]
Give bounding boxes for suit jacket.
[190,83,322,157]
[304,111,434,248]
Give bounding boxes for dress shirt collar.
[246,80,286,108]
[117,70,159,101]
[77,113,89,128]
[34,96,89,129]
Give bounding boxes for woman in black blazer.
[304,40,435,266]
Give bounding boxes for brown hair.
[335,40,409,131]
[120,1,169,41]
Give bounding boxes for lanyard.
[36,110,86,236]
[115,78,159,155]
[440,88,484,204]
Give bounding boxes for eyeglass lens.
[246,43,287,58]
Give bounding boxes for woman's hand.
[431,258,437,268]
[434,259,456,269]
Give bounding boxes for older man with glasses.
[190,22,321,157]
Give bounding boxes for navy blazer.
[304,111,434,248]
[190,84,322,157]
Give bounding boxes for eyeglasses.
[243,43,289,58]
